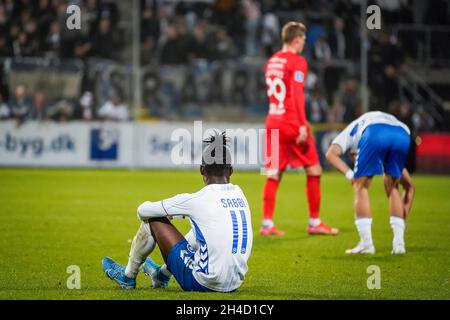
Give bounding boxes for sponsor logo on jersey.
[294,71,304,83]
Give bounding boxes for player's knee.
[384,176,399,196]
[266,169,281,181]
[306,164,322,176]
[353,180,367,192]
[137,201,150,220]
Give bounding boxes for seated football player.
[326,111,416,255]
[102,132,253,292]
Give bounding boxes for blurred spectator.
[48,99,73,122]
[327,99,345,123]
[328,17,346,59]
[141,36,156,65]
[369,31,403,110]
[306,88,329,123]
[210,28,235,60]
[0,93,9,120]
[412,107,435,132]
[261,11,279,57]
[141,8,160,43]
[391,101,414,129]
[0,33,13,56]
[42,21,61,58]
[242,0,261,56]
[9,85,32,123]
[189,18,210,61]
[159,23,187,64]
[31,91,48,121]
[73,36,92,59]
[381,64,400,110]
[90,17,121,59]
[99,0,120,28]
[314,35,332,63]
[305,67,319,91]
[34,0,56,36]
[0,4,8,34]
[335,78,361,122]
[98,94,129,121]
[14,31,40,57]
[306,23,326,55]
[76,91,94,121]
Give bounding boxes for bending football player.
[326,111,415,254]
[102,133,253,292]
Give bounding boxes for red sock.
[306,175,321,219]
[263,178,279,221]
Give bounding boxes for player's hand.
[296,125,308,144]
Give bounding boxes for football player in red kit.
[261,22,339,236]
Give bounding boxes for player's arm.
[326,124,355,181]
[399,168,415,218]
[137,193,192,222]
[326,144,354,181]
[291,58,308,144]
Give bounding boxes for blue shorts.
[354,124,410,179]
[167,239,212,292]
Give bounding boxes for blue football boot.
[102,257,136,289]
[142,257,171,288]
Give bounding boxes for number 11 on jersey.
[230,210,248,254]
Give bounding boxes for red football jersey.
[264,51,308,126]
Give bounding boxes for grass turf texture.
[0,168,449,300]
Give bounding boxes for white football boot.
[345,242,376,254]
[392,243,406,255]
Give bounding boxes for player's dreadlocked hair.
[202,131,232,176]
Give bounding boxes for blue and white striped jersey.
[332,111,411,153]
[137,183,253,292]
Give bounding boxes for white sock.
[262,219,274,228]
[308,218,321,227]
[355,218,373,248]
[390,216,405,246]
[125,223,155,279]
[160,264,172,278]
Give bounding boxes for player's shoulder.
[293,54,308,68]
[266,51,287,65]
[169,188,208,204]
[283,53,307,76]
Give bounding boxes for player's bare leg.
[384,175,406,254]
[261,170,285,236]
[304,163,339,235]
[148,217,185,261]
[346,176,375,254]
[123,217,185,289]
[137,217,187,287]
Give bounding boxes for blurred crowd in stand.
[0,0,448,128]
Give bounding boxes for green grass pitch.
[0,168,449,300]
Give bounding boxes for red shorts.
[264,121,319,172]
